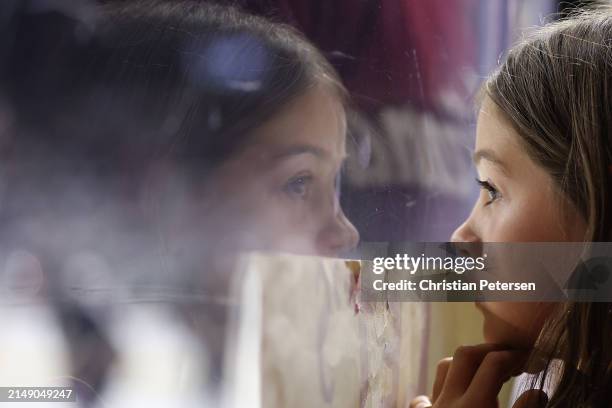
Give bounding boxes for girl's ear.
[140,159,217,241]
[140,160,192,229]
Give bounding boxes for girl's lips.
[345,260,361,283]
[345,260,361,314]
[475,301,486,312]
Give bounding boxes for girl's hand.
[408,344,547,408]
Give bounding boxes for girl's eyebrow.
[473,148,509,174]
[270,145,328,161]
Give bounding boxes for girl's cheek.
[478,204,516,242]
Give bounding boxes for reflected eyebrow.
[473,149,509,173]
[270,145,330,160]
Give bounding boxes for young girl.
[411,8,612,408]
[1,0,358,262]
[0,0,358,402]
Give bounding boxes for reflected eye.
[283,174,312,198]
[476,178,501,205]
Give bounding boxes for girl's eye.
[476,178,501,205]
[283,174,312,198]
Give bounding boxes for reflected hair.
[1,0,346,177]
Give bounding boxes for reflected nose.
[317,208,360,257]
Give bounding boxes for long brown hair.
[483,7,612,407]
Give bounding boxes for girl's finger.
[512,390,548,408]
[442,343,507,397]
[408,395,432,408]
[432,357,452,403]
[465,349,529,403]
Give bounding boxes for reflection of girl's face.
[451,97,586,348]
[196,85,359,257]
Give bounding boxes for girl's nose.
[451,219,480,243]
[316,208,360,257]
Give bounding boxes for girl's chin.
[483,325,541,354]
[478,305,535,349]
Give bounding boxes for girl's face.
[451,97,586,348]
[191,85,359,258]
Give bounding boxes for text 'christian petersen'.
[372,279,536,292]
